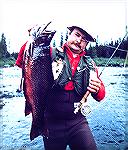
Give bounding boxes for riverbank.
[94,57,128,67]
[0,57,128,68]
[0,57,16,68]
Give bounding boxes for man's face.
[66,28,89,54]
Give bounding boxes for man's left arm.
[87,64,106,101]
[91,78,105,101]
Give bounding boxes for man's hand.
[87,70,101,94]
[87,78,101,94]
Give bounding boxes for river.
[0,66,128,150]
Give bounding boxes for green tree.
[60,32,63,47]
[11,52,18,59]
[65,30,68,41]
[52,39,56,47]
[0,33,10,58]
[119,36,128,58]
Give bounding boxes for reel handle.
[74,91,90,114]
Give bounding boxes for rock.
[0,101,5,108]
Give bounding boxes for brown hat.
[67,26,95,42]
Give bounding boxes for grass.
[94,57,128,67]
[0,57,16,68]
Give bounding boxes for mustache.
[73,41,81,49]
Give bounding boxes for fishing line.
[99,31,128,77]
[87,37,128,146]
[89,51,128,112]
[75,31,128,113]
[73,31,128,145]
[105,45,128,52]
[89,66,127,146]
[88,31,128,113]
[105,50,128,88]
[81,54,127,147]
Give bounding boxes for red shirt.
[15,42,105,101]
[15,42,27,68]
[62,43,105,101]
[64,43,85,91]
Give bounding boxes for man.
[16,23,105,150]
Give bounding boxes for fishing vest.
[51,47,95,96]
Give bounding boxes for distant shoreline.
[0,57,127,68]
[93,57,128,67]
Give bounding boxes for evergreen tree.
[11,52,18,59]
[52,39,56,47]
[60,32,63,47]
[91,45,97,58]
[0,33,10,58]
[65,30,68,41]
[119,36,128,58]
[97,45,106,57]
[87,44,93,56]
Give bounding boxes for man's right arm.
[15,42,27,68]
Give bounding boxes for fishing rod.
[105,45,128,52]
[84,51,128,146]
[74,31,128,116]
[99,31,128,76]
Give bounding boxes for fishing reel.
[74,102,91,116]
[80,103,91,116]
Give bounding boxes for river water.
[0,66,128,150]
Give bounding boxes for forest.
[0,32,128,67]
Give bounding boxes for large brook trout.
[22,22,56,140]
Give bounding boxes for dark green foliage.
[0,31,127,67]
[11,52,18,59]
[65,30,68,41]
[60,32,63,47]
[52,39,56,47]
[0,33,10,58]
[87,36,128,59]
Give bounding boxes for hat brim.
[67,26,95,42]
